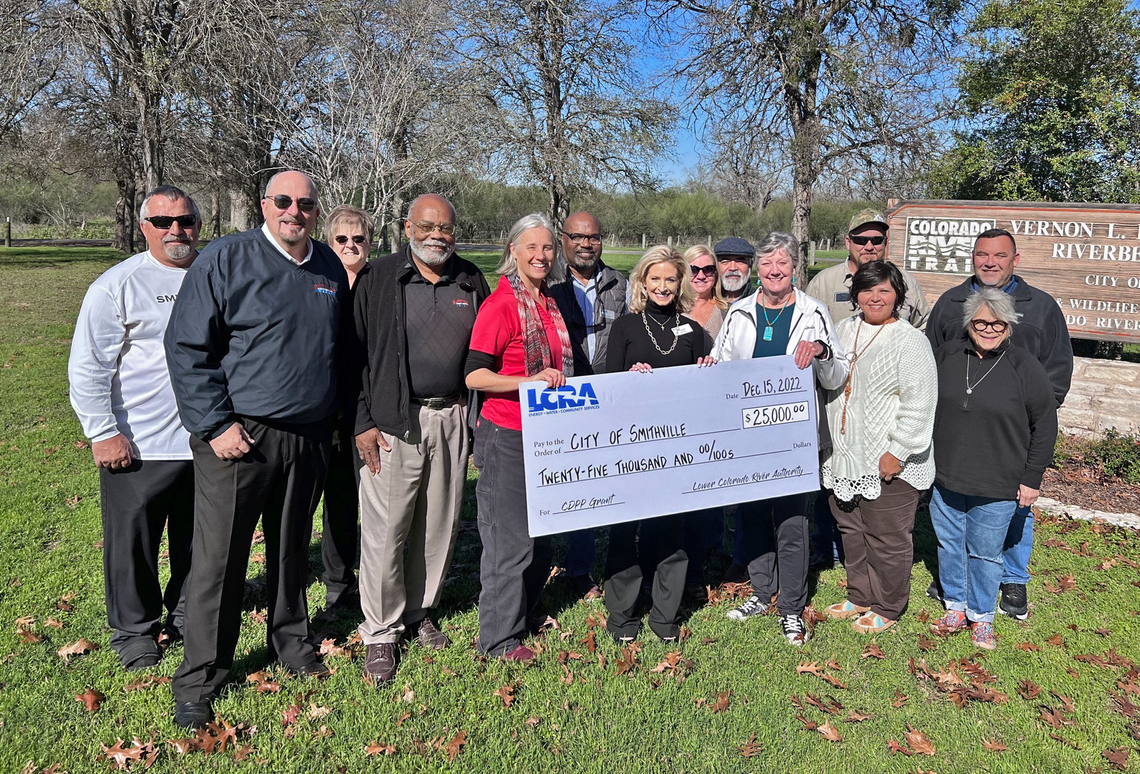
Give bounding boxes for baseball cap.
[848,208,889,233]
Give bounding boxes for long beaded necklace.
[839,319,889,434]
[760,293,791,342]
[642,307,680,356]
[963,351,1006,408]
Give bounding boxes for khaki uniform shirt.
[806,259,930,331]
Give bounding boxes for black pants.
[320,424,359,605]
[473,420,552,656]
[738,493,810,616]
[100,459,194,653]
[173,417,331,703]
[605,513,688,640]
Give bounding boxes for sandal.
[851,612,896,633]
[824,600,871,620]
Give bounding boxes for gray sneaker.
[727,595,772,621]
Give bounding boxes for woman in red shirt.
[465,213,574,660]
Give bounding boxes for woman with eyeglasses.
[819,261,936,635]
[679,245,729,597]
[601,246,714,642]
[712,232,847,645]
[465,213,574,662]
[928,287,1057,650]
[317,205,375,610]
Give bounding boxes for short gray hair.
[962,287,1021,330]
[139,185,200,222]
[755,231,799,263]
[497,213,555,275]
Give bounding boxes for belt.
[410,395,461,409]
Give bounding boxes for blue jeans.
[566,528,596,579]
[929,486,1017,623]
[1001,506,1033,585]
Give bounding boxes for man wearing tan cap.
[806,208,929,330]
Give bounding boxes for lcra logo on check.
[525,383,601,414]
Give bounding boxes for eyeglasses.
[566,233,603,244]
[849,235,886,247]
[970,319,1009,333]
[266,194,317,212]
[411,220,456,236]
[334,234,367,245]
[144,215,197,229]
[690,264,717,277]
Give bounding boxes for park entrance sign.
[886,200,1140,343]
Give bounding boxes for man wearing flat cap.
[806,208,929,330]
[714,237,756,304]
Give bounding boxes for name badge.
[834,292,851,303]
[672,323,693,335]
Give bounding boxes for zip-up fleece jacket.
[926,275,1072,407]
[350,245,491,441]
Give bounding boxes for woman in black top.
[929,287,1057,650]
[603,246,714,643]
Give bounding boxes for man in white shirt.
[68,186,201,671]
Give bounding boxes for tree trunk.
[113,178,136,254]
[134,86,163,190]
[791,163,813,287]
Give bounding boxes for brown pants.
[830,478,920,622]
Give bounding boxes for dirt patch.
[1042,464,1140,515]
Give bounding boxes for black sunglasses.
[334,234,367,245]
[849,235,886,246]
[690,264,717,277]
[266,194,317,212]
[144,215,197,229]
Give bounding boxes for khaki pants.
[357,402,468,644]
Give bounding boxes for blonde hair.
[629,246,696,314]
[324,205,375,246]
[682,244,728,311]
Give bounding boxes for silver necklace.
[964,351,1005,406]
[642,309,679,355]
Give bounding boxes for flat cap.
[713,237,755,259]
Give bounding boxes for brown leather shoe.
[363,643,399,685]
[415,617,450,650]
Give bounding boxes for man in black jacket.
[164,171,349,728]
[926,227,1073,620]
[352,194,490,685]
[547,211,628,599]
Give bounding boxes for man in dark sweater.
[164,171,350,728]
[546,211,628,599]
[926,227,1073,620]
[351,194,490,685]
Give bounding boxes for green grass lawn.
[2,246,1140,772]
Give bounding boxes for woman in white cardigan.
[820,260,937,633]
[712,232,847,645]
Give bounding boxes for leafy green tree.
[930,0,1140,202]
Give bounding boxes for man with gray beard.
[714,237,756,303]
[350,194,490,685]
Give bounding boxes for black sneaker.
[780,613,810,646]
[727,595,771,621]
[926,580,943,603]
[998,583,1028,620]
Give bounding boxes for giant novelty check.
[519,355,821,537]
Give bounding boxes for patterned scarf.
[506,273,574,378]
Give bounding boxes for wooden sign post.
[886,200,1140,343]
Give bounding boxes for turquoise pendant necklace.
[761,294,790,341]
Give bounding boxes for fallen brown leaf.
[1015,642,1041,652]
[904,724,935,755]
[983,739,1008,752]
[1103,746,1130,770]
[710,690,732,713]
[525,716,541,728]
[892,689,909,708]
[446,730,467,762]
[817,721,843,742]
[56,638,99,663]
[493,683,515,708]
[861,642,886,660]
[75,688,103,712]
[888,739,913,756]
[737,733,762,757]
[845,709,872,722]
[1046,633,1065,647]
[365,741,397,756]
[797,661,823,675]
